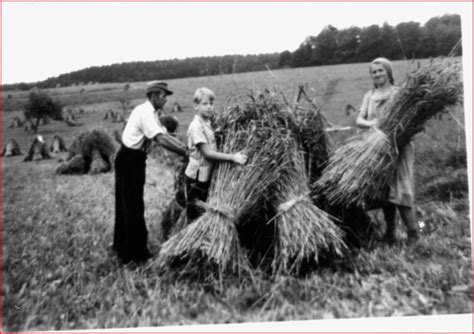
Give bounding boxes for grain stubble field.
[2,59,471,331]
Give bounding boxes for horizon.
[2,2,471,85]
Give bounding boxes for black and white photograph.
[1,1,472,332]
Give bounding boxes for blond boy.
[184,87,247,221]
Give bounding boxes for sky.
[1,2,472,84]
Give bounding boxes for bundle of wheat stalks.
[158,91,345,276]
[270,139,345,274]
[314,59,463,208]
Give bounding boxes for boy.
[184,87,247,222]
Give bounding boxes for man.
[113,81,187,264]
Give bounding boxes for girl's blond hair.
[193,87,215,104]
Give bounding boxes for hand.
[232,152,248,165]
[370,118,379,127]
[214,126,224,136]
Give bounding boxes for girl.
[356,58,419,245]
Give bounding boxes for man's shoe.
[406,232,420,245]
[134,250,153,264]
[377,234,397,246]
[108,243,117,255]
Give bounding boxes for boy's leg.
[185,177,199,222]
[185,177,210,222]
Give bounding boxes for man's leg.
[130,159,151,262]
[113,151,126,255]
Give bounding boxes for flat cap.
[146,81,173,96]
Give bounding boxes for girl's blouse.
[359,86,399,122]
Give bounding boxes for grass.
[1,58,471,331]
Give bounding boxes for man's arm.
[154,133,188,157]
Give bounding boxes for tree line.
[3,14,461,91]
[285,14,461,68]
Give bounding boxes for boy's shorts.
[185,176,211,222]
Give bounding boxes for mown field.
[2,59,471,331]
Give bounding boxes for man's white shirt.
[122,100,166,150]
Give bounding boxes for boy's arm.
[155,133,188,157]
[199,143,246,165]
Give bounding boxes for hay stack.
[114,113,125,123]
[315,59,463,208]
[41,116,50,125]
[23,120,37,133]
[65,115,82,126]
[2,139,22,157]
[69,130,115,164]
[24,136,51,162]
[56,130,116,174]
[158,90,346,276]
[9,117,23,128]
[104,109,116,120]
[49,135,68,153]
[172,102,182,113]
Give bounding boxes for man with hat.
[113,81,187,264]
